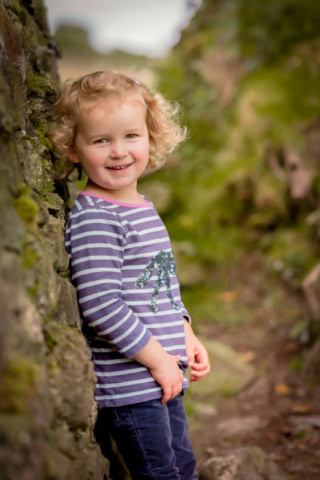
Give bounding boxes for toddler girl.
[51,71,210,480]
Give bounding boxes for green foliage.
[181,284,252,330]
[260,226,319,282]
[146,0,320,320]
[237,0,320,62]
[54,25,97,57]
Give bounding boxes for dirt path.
[187,255,320,480]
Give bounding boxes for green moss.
[43,328,58,352]
[26,73,55,97]
[34,152,60,207]
[10,1,27,25]
[27,277,41,298]
[14,189,39,226]
[23,126,60,208]
[39,179,55,202]
[42,322,64,352]
[31,117,51,149]
[48,359,59,370]
[0,357,39,413]
[22,134,57,207]
[21,246,38,269]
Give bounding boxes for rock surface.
[192,338,256,398]
[215,416,268,437]
[199,446,288,480]
[0,2,108,479]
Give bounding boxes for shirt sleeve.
[66,207,152,358]
[178,300,192,324]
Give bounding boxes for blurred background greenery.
[51,0,320,341]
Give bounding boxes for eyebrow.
[87,127,147,138]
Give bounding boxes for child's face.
[69,95,151,199]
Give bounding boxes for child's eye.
[126,133,138,139]
[94,138,109,144]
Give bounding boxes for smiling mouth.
[106,163,133,171]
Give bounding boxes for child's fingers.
[161,366,184,404]
[194,348,209,365]
[187,354,195,367]
[190,372,210,382]
[161,386,172,404]
[191,364,210,376]
[190,361,210,371]
[190,372,209,382]
[161,382,183,403]
[191,365,210,376]
[190,363,210,381]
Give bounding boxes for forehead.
[79,93,146,122]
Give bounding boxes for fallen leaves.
[275,383,291,395]
[240,351,256,363]
[291,404,311,414]
[219,290,240,302]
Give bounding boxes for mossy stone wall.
[0,1,108,478]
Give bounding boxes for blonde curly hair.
[49,71,187,178]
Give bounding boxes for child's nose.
[110,140,127,158]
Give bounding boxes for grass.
[181,283,255,331]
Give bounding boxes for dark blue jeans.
[95,393,198,480]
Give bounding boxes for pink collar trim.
[79,191,153,208]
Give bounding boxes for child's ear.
[68,149,80,164]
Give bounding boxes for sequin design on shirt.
[135,250,181,313]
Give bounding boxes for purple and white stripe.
[65,192,190,407]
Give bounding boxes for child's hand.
[184,318,211,382]
[149,353,184,404]
[132,336,183,404]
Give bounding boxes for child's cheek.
[88,150,106,164]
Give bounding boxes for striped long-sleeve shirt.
[65,191,190,408]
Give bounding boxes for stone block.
[199,446,288,480]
